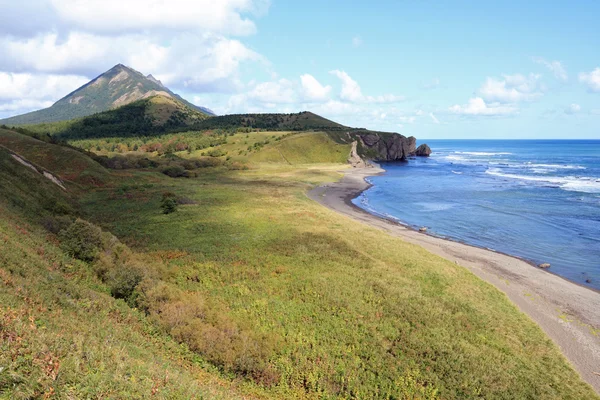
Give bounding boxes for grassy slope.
[80,172,597,396]
[247,133,350,164]
[0,145,265,399]
[0,128,107,186]
[1,129,597,399]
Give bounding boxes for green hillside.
[189,111,345,131]
[0,128,597,399]
[248,132,350,164]
[19,96,210,141]
[0,64,213,126]
[0,128,107,186]
[0,140,259,399]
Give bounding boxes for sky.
[0,0,599,139]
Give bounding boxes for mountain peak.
[0,64,215,125]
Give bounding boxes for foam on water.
[455,151,513,156]
[485,168,600,194]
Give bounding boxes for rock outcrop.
[358,133,417,161]
[415,144,432,157]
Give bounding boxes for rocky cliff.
[358,132,417,161]
[336,130,429,167]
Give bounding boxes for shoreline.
[349,170,600,295]
[307,164,600,393]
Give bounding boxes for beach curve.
[307,165,600,393]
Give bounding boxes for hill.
[0,64,214,125]
[19,95,211,141]
[0,128,598,398]
[17,108,418,162]
[190,111,345,131]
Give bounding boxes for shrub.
[227,162,249,171]
[58,219,104,262]
[160,192,178,214]
[108,264,145,305]
[195,158,223,168]
[161,165,187,178]
[206,148,227,157]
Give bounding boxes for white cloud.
[329,70,363,102]
[479,74,544,103]
[579,68,600,92]
[533,57,568,81]
[226,78,296,112]
[449,97,517,116]
[429,112,440,124]
[300,74,331,101]
[352,36,363,48]
[564,103,581,115]
[311,100,362,116]
[9,0,266,37]
[0,72,89,117]
[329,70,404,104]
[0,72,88,101]
[0,99,53,114]
[0,32,265,93]
[0,0,271,116]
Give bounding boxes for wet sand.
[307,165,600,393]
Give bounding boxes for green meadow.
[1,127,598,399]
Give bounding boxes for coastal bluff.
[330,130,429,166]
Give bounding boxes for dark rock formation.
[407,136,417,156]
[358,133,417,161]
[415,144,432,157]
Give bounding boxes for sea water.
[353,140,600,289]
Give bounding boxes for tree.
[160,192,178,214]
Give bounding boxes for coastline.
[307,164,600,393]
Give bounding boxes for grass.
[247,133,350,164]
[0,146,263,399]
[1,128,598,399]
[0,129,107,187]
[80,164,599,399]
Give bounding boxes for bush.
[206,148,227,157]
[195,158,223,168]
[161,165,187,178]
[227,162,249,171]
[108,264,145,305]
[160,192,178,214]
[58,219,104,262]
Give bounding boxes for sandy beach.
[308,165,600,393]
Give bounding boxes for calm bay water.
[353,140,600,289]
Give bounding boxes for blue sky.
[1,0,599,138]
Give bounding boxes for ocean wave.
[445,155,467,161]
[451,170,463,175]
[524,162,586,170]
[485,168,600,193]
[455,151,513,156]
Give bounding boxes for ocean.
[353,140,600,290]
